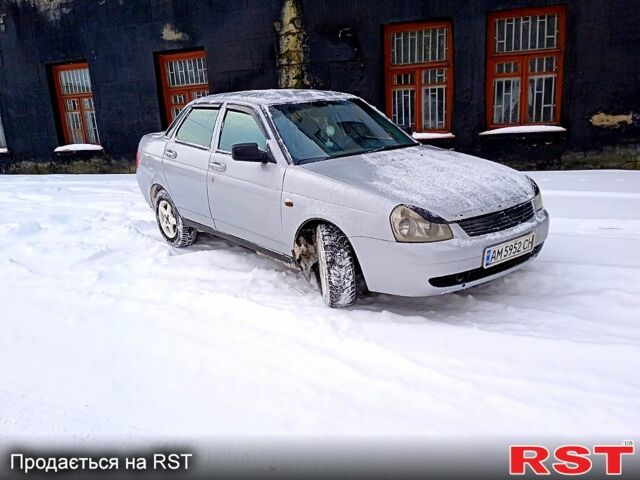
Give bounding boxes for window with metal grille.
[384,21,453,133]
[52,62,100,145]
[158,50,209,127]
[486,6,565,128]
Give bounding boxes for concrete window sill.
[412,132,456,140]
[479,125,567,136]
[54,144,104,153]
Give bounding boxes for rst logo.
[509,441,635,476]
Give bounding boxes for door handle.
[209,161,226,172]
[165,149,177,159]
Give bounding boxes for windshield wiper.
[368,144,414,154]
[295,144,413,165]
[296,155,332,165]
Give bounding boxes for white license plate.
[483,233,536,268]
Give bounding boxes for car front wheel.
[154,190,197,248]
[315,223,357,308]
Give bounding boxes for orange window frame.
[158,50,209,127]
[384,20,454,133]
[486,6,566,129]
[52,62,99,145]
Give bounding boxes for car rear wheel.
[315,223,357,308]
[154,190,197,248]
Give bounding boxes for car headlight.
[390,205,453,243]
[533,192,544,212]
[528,176,544,212]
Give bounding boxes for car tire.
[315,223,357,308]
[154,190,197,248]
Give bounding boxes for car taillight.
[135,150,141,170]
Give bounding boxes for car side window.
[218,110,267,153]
[175,108,219,148]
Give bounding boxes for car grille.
[456,201,535,237]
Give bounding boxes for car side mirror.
[231,143,267,163]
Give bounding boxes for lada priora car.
[136,89,549,308]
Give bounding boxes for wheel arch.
[294,217,333,245]
[293,217,354,251]
[292,217,368,290]
[150,182,166,207]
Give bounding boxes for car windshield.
[269,99,416,164]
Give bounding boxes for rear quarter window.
[175,108,219,148]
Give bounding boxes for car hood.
[300,145,534,220]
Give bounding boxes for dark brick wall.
[0,0,638,168]
[0,0,281,161]
[300,0,640,167]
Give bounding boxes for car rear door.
[163,106,220,228]
[207,104,287,254]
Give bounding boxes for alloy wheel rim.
[158,200,178,238]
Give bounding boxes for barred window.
[487,6,565,128]
[385,21,453,133]
[158,50,209,126]
[52,62,100,145]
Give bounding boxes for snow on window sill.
[54,144,104,153]
[479,125,567,136]
[0,147,9,154]
[412,132,456,140]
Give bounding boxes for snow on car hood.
[301,145,534,220]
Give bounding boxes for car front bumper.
[350,209,550,297]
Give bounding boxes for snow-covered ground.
[0,170,639,445]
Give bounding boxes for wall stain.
[11,0,70,22]
[161,23,189,42]
[590,112,637,128]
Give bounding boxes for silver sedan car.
[136,89,549,308]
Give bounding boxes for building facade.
[0,0,638,171]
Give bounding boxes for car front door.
[163,106,220,228]
[207,104,287,254]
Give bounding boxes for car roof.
[191,89,358,107]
